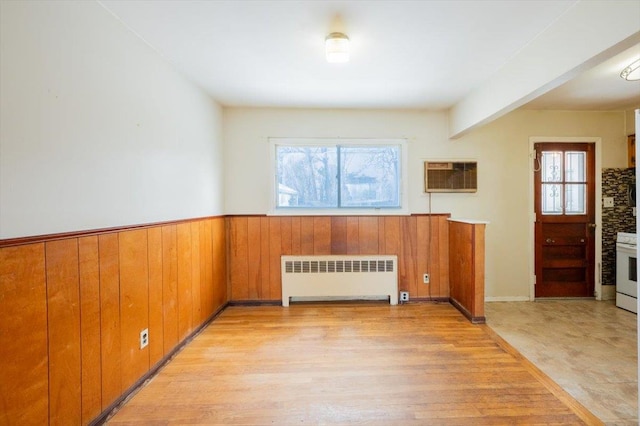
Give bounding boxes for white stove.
[616,232,637,313]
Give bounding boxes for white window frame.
[268,138,409,216]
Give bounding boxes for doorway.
[533,142,596,298]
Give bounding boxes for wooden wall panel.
[147,227,165,366]
[46,239,82,425]
[99,233,121,408]
[377,217,386,258]
[299,217,314,254]
[313,217,331,254]
[474,228,486,315]
[119,230,150,392]
[191,222,202,326]
[427,216,439,296]
[291,217,301,255]
[382,216,401,255]
[359,217,379,254]
[78,236,102,423]
[449,220,486,322]
[0,217,228,426]
[346,217,359,254]
[449,223,470,306]
[247,217,262,299]
[176,223,193,340]
[229,217,249,300]
[0,244,48,425]
[162,225,178,353]
[439,216,450,298]
[200,219,214,321]
[330,217,347,254]
[415,216,430,298]
[268,218,282,300]
[280,217,292,255]
[415,217,427,298]
[260,217,271,298]
[212,218,227,310]
[227,215,450,302]
[399,217,418,294]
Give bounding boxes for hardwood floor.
[106,303,601,425]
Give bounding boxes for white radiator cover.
[281,255,398,306]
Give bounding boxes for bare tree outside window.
[276,144,401,209]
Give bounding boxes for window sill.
[267,208,410,216]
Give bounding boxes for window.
[540,150,587,215]
[272,139,405,211]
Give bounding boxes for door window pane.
[541,152,562,182]
[565,152,586,182]
[565,184,586,214]
[542,184,562,214]
[540,148,589,216]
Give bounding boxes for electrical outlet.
[140,328,149,349]
[423,273,430,284]
[400,291,409,302]
[603,197,614,208]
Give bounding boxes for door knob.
[546,238,554,243]
[588,223,597,228]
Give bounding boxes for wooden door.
[534,143,595,298]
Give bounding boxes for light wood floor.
[486,300,637,425]
[107,303,602,425]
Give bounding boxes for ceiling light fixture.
[325,32,349,63]
[620,59,640,81]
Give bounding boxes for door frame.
[528,137,603,301]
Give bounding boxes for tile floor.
[485,300,637,425]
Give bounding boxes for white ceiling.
[99,0,640,111]
[523,43,640,111]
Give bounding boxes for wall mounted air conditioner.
[424,161,477,193]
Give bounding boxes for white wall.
[223,107,627,299]
[0,0,224,239]
[224,108,462,215]
[627,109,638,135]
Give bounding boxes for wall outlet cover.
[140,328,149,349]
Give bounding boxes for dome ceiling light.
[325,32,349,63]
[620,58,640,81]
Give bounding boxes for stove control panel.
[617,232,637,245]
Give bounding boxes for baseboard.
[407,297,450,303]
[91,302,229,425]
[485,296,531,302]
[227,300,282,306]
[449,297,486,324]
[229,298,452,306]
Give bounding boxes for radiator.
[281,255,398,306]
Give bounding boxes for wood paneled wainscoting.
[227,214,451,302]
[0,217,227,425]
[448,219,488,324]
